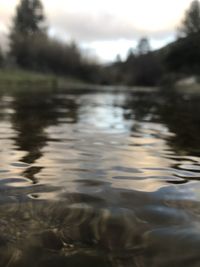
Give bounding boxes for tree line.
[1,0,200,86]
[106,0,200,86]
[0,0,102,83]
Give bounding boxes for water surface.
[0,88,200,267]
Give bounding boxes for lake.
[0,87,200,267]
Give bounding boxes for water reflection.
[0,88,200,266]
[124,90,200,157]
[10,91,79,183]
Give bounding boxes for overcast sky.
[0,0,194,61]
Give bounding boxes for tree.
[115,54,122,63]
[165,1,200,75]
[126,48,135,63]
[178,0,200,37]
[11,0,45,36]
[136,37,151,55]
[9,0,46,67]
[0,47,3,67]
[165,34,200,74]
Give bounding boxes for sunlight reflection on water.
[0,89,200,266]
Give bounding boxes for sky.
[0,0,194,62]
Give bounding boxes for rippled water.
[1,88,200,266]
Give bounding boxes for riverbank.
[0,69,88,92]
[1,69,200,95]
[0,69,159,93]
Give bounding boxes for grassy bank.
[0,69,88,91]
[0,69,168,94]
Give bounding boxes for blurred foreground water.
[0,87,200,267]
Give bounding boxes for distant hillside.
[102,34,200,87]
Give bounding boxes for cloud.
[0,0,192,59]
[0,0,192,44]
[48,12,175,42]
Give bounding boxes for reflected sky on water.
[0,88,200,267]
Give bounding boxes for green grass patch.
[0,69,88,92]
[0,69,56,82]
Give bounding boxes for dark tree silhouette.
[165,1,200,75]
[7,0,100,82]
[125,48,135,65]
[178,0,200,37]
[136,37,151,55]
[0,47,3,67]
[11,0,45,37]
[165,34,200,74]
[9,0,46,67]
[115,54,122,63]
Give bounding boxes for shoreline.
[1,69,200,94]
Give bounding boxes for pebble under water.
[0,88,200,267]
